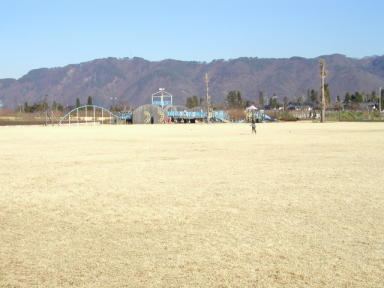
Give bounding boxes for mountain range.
[1,54,384,109]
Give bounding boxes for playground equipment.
[245,106,277,122]
[152,88,173,108]
[262,113,276,121]
[59,105,128,125]
[132,104,165,124]
[211,110,229,122]
[58,103,229,125]
[117,111,133,123]
[165,105,229,123]
[59,87,230,125]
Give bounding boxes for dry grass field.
[0,122,383,288]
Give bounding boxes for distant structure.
[152,88,173,108]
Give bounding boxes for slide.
[263,114,277,121]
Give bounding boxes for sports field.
[0,122,383,287]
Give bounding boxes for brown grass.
[0,122,383,287]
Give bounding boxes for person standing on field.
[251,120,256,134]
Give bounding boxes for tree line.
[185,87,384,110]
[185,91,255,110]
[21,96,94,113]
[23,101,64,113]
[19,88,384,113]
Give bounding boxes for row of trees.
[185,95,204,108]
[76,96,93,107]
[185,90,323,110]
[19,89,384,113]
[21,96,94,113]
[343,91,382,104]
[185,85,384,111]
[23,102,49,113]
[186,91,255,110]
[23,101,64,113]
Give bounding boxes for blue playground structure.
[263,113,276,121]
[152,88,173,108]
[247,109,277,122]
[117,111,132,121]
[166,109,229,122]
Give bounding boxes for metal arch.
[59,105,122,125]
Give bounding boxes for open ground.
[0,122,383,288]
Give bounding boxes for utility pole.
[205,72,210,123]
[320,60,327,123]
[379,87,382,113]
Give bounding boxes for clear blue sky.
[1,0,383,79]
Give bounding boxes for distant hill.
[1,54,384,109]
